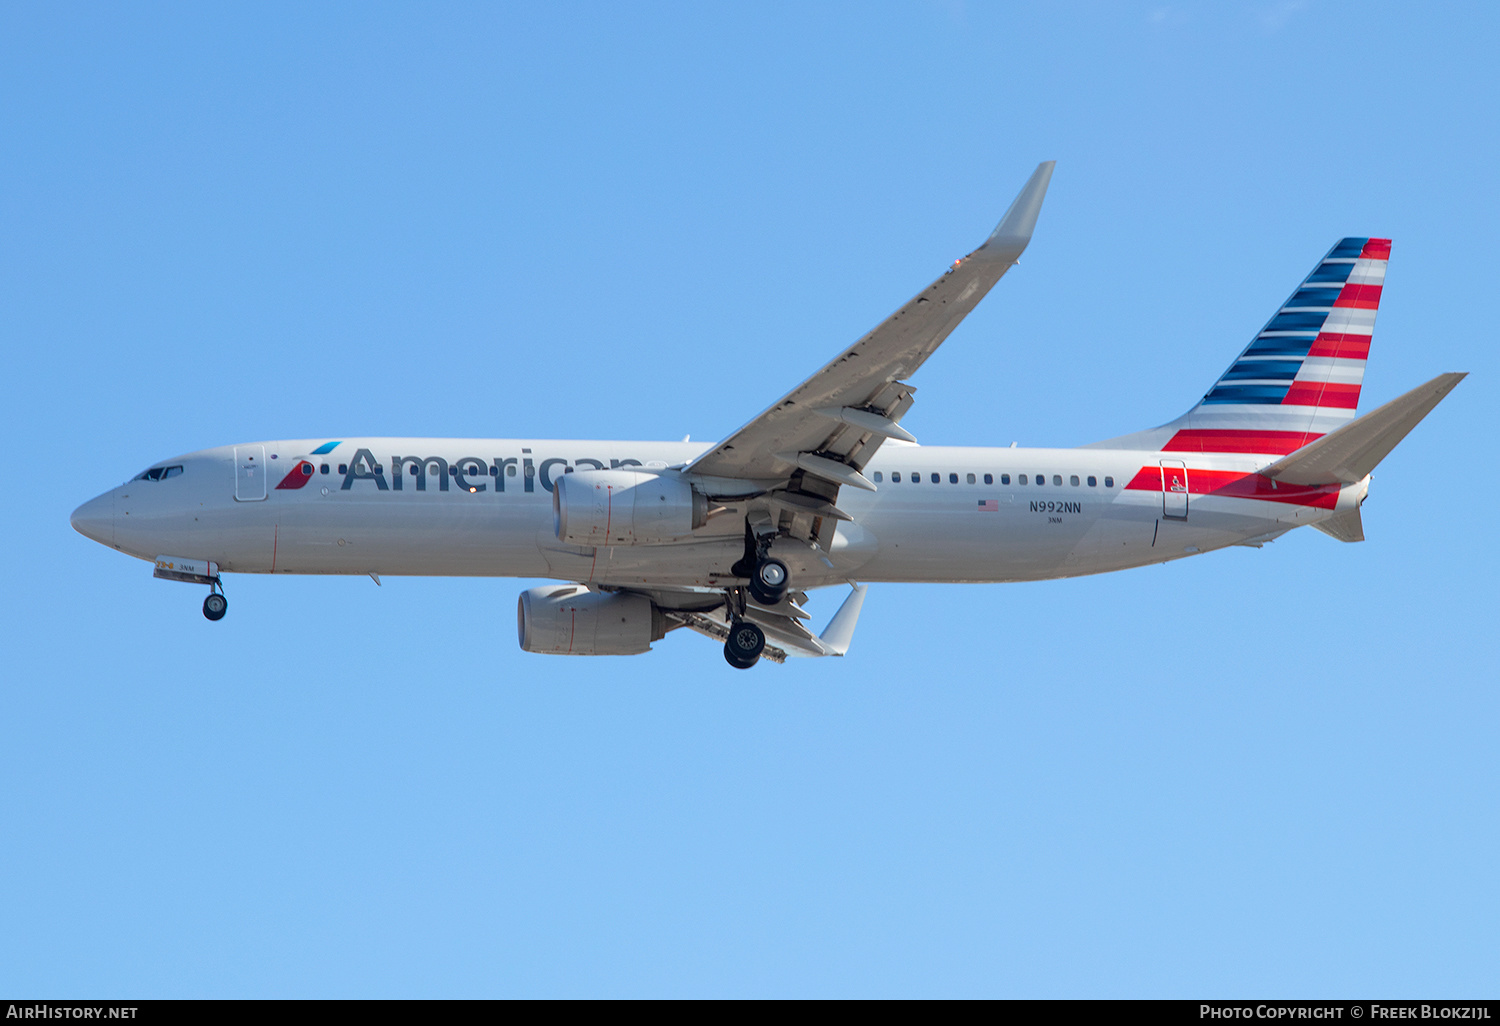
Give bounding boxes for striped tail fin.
[1087,238,1390,455]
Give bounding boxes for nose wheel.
[202,580,227,621]
[723,619,765,669]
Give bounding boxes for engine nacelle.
[553,469,705,546]
[517,585,666,656]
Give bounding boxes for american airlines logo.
[286,447,655,495]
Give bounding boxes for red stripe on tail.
[1282,381,1361,408]
[1306,333,1371,360]
[1334,283,1383,309]
[1161,429,1322,455]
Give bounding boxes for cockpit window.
[134,465,184,481]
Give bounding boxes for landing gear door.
[1160,459,1188,520]
[234,445,268,501]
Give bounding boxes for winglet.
[817,584,869,656]
[978,161,1056,262]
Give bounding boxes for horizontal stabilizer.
[1312,507,1365,543]
[1263,372,1466,485]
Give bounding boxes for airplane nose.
[70,492,114,546]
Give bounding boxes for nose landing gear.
[202,580,227,621]
[150,556,229,621]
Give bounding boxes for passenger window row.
[313,461,1120,489]
[328,463,521,476]
[871,470,1115,488]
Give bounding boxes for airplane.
[70,162,1466,669]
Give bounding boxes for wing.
[687,161,1055,493]
[639,583,871,661]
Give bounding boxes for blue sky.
[2,1,1496,997]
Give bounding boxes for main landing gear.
[721,518,792,667]
[733,522,792,607]
[723,619,766,670]
[202,579,228,621]
[748,557,789,606]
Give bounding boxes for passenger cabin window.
[338,464,347,474]
[892,472,901,482]
[320,463,330,474]
[873,471,883,482]
[931,473,940,484]
[1104,476,1115,487]
[1053,475,1062,486]
[1087,476,1097,487]
[999,474,1008,485]
[985,473,995,485]
[1070,475,1079,486]
[966,473,976,484]
[1019,474,1027,485]
[948,473,958,484]
[911,472,920,483]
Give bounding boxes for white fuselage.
[71,437,1367,589]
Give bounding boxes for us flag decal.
[978,499,998,511]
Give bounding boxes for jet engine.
[553,469,707,546]
[517,585,666,656]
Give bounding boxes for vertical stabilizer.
[1087,238,1391,454]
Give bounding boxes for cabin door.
[234,445,268,501]
[1160,459,1188,520]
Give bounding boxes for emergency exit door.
[1160,459,1188,519]
[234,445,268,501]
